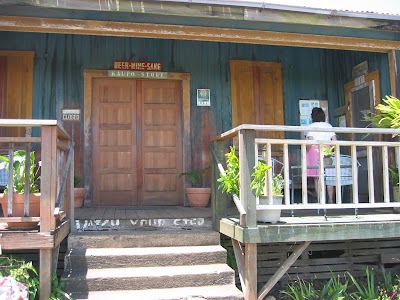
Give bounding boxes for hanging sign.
[62,109,81,122]
[108,70,169,79]
[113,61,162,71]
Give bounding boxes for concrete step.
[65,245,227,270]
[63,264,235,292]
[67,229,221,249]
[70,284,244,300]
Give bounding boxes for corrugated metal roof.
[253,0,400,16]
[159,0,400,18]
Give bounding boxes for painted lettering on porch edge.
[107,70,168,79]
[75,218,205,230]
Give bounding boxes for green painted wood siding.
[0,31,395,171]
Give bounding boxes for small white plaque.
[62,109,81,122]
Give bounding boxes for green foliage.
[323,146,335,157]
[0,255,73,300]
[0,256,39,300]
[348,267,380,299]
[181,169,207,188]
[50,273,73,300]
[0,150,40,194]
[217,146,240,196]
[74,175,84,188]
[319,274,349,300]
[250,160,272,197]
[365,95,400,135]
[281,268,400,300]
[217,146,283,198]
[251,160,283,197]
[389,167,399,186]
[283,278,319,300]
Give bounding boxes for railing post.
[212,140,227,230]
[239,129,256,227]
[39,124,57,300]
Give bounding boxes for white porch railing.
[212,124,400,227]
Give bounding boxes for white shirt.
[305,122,336,141]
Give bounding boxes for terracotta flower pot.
[185,187,211,207]
[0,193,40,229]
[74,187,86,208]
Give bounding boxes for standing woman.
[305,107,337,203]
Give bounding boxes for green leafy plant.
[348,267,380,299]
[0,150,40,194]
[389,167,399,186]
[181,168,208,188]
[74,175,84,188]
[283,278,320,300]
[0,255,73,300]
[0,256,39,300]
[319,274,349,300]
[217,146,283,198]
[365,95,400,135]
[50,273,73,300]
[251,160,283,197]
[323,146,335,157]
[217,146,240,196]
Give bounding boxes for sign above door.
[113,61,162,71]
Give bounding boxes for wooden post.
[212,141,228,230]
[39,249,52,300]
[239,129,256,227]
[39,124,57,300]
[70,146,75,231]
[245,243,257,300]
[40,124,57,232]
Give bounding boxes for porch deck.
[3,206,399,238]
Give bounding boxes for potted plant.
[73,175,86,208]
[322,146,335,165]
[181,168,211,207]
[218,146,284,223]
[0,150,41,229]
[251,160,284,223]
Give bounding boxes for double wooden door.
[92,78,183,206]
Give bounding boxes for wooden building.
[1,1,400,299]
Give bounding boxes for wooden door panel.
[92,78,183,206]
[142,80,183,206]
[230,60,284,154]
[92,78,137,206]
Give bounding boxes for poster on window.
[299,99,329,125]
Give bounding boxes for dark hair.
[311,107,325,122]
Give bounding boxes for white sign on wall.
[62,109,81,122]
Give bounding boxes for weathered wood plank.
[239,129,256,228]
[244,243,257,300]
[258,241,310,299]
[0,232,53,249]
[39,249,51,300]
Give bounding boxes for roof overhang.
[0,15,399,53]
[0,0,399,31]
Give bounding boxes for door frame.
[83,70,191,206]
